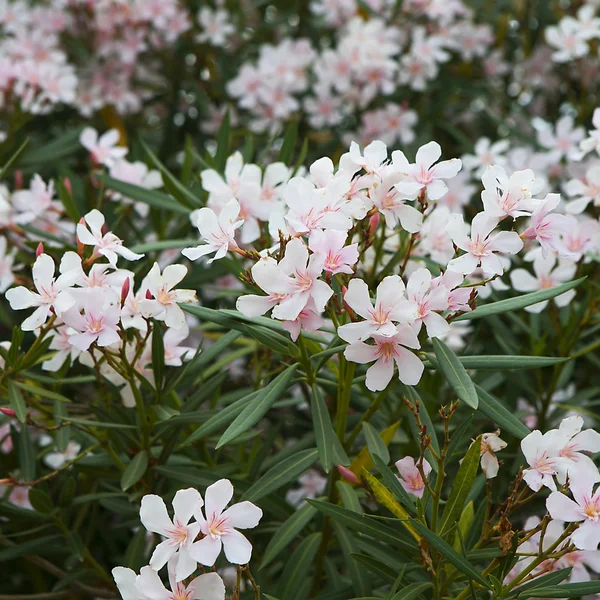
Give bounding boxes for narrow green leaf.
[410,520,490,588]
[56,176,80,222]
[217,364,298,448]
[14,381,71,403]
[307,500,417,553]
[261,503,317,569]
[124,525,149,571]
[97,175,188,214]
[311,385,335,472]
[510,568,573,597]
[423,355,567,370]
[333,522,371,597]
[28,489,54,514]
[18,425,35,481]
[372,454,416,513]
[61,417,136,429]
[278,532,321,600]
[21,128,82,166]
[0,138,29,178]
[242,449,318,503]
[8,381,27,423]
[432,337,478,409]
[121,451,149,491]
[349,553,398,583]
[54,401,69,453]
[390,582,432,600]
[475,385,530,439]
[455,278,586,322]
[438,437,481,537]
[278,119,298,163]
[0,535,62,561]
[363,423,390,464]
[520,581,600,598]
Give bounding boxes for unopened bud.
[35,242,44,258]
[120,278,131,305]
[145,289,153,300]
[63,177,72,195]
[337,465,359,484]
[14,170,23,190]
[0,407,17,417]
[368,212,380,235]
[77,218,86,256]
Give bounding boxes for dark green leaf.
[8,381,27,423]
[217,364,298,448]
[475,385,530,439]
[432,337,478,409]
[311,385,335,472]
[28,489,54,514]
[242,449,318,503]
[215,109,230,173]
[390,582,432,600]
[278,532,322,600]
[18,425,35,481]
[121,451,149,491]
[454,278,586,322]
[363,422,390,464]
[152,321,165,392]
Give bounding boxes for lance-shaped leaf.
[363,422,390,464]
[278,532,321,600]
[311,385,335,472]
[410,520,490,589]
[217,364,298,448]
[422,355,567,370]
[390,582,432,600]
[438,437,481,537]
[332,521,371,597]
[432,337,478,409]
[518,581,600,598]
[242,448,318,503]
[261,503,317,570]
[8,381,27,423]
[120,451,149,491]
[454,277,586,322]
[476,385,530,440]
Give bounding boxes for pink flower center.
[371,304,390,325]
[157,286,176,306]
[167,522,189,545]
[376,340,396,361]
[87,315,104,333]
[207,515,229,539]
[534,451,558,474]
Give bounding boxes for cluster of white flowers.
[113,480,262,600]
[545,4,600,63]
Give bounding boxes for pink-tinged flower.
[565,162,600,214]
[338,276,407,343]
[392,141,462,201]
[109,160,163,217]
[308,229,358,275]
[77,209,143,266]
[395,457,431,499]
[545,17,589,63]
[135,556,225,600]
[537,115,585,161]
[554,416,600,484]
[62,290,121,352]
[80,128,127,167]
[197,7,234,47]
[480,166,543,220]
[139,488,202,581]
[348,140,389,175]
[280,298,325,342]
[416,206,455,265]
[163,326,195,367]
[521,194,570,257]
[43,440,81,470]
[344,324,423,392]
[138,263,197,330]
[368,174,423,233]
[461,138,510,178]
[5,252,79,330]
[190,479,262,567]
[183,198,244,263]
[547,465,600,550]
[480,431,507,479]
[11,174,59,225]
[42,326,82,372]
[579,108,600,158]
[521,429,568,492]
[238,239,332,322]
[446,212,523,276]
[285,469,327,508]
[510,254,577,313]
[560,215,599,262]
[0,235,16,293]
[397,268,450,337]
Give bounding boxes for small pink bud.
[0,478,11,485]
[337,465,358,484]
[120,278,130,305]
[63,177,72,195]
[369,212,380,235]
[36,242,44,258]
[14,170,23,190]
[145,289,153,300]
[0,407,17,417]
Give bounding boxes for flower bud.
[0,407,17,417]
[14,170,23,190]
[36,242,44,258]
[369,212,380,236]
[63,177,72,195]
[145,289,153,300]
[337,465,359,484]
[120,278,130,305]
